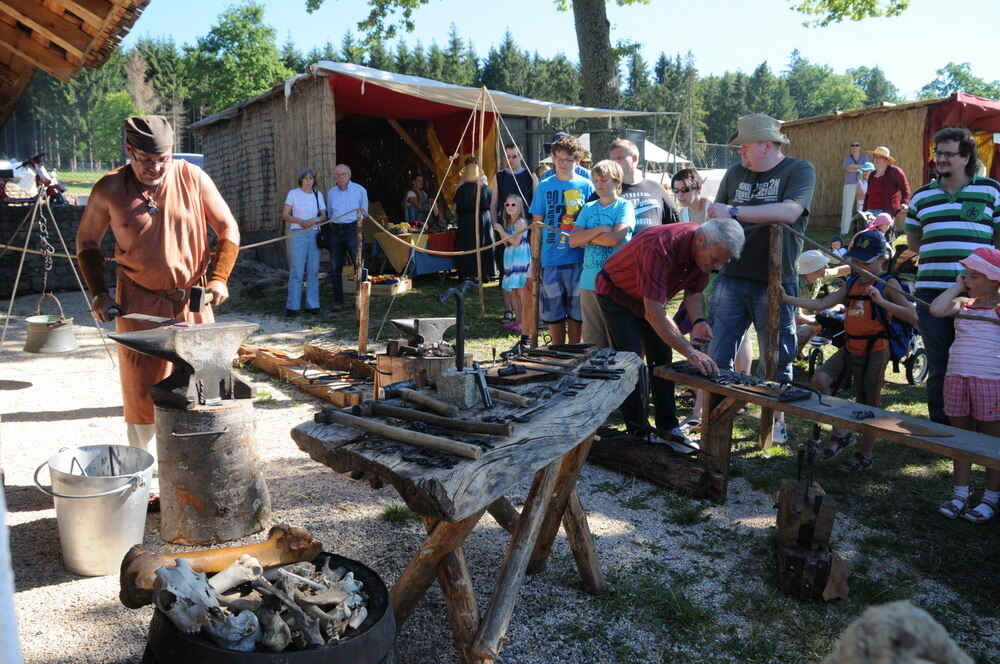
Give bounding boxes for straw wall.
[783,106,930,225]
[198,74,336,241]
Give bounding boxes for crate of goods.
[342,274,412,295]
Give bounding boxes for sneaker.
[838,452,874,472]
[652,427,700,454]
[772,422,788,444]
[679,417,701,434]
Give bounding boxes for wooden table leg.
[701,392,741,501]
[471,458,561,660]
[391,510,484,626]
[421,517,488,664]
[561,488,605,594]
[486,497,520,535]
[526,436,594,574]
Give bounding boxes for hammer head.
[110,321,258,407]
[380,379,415,400]
[189,286,214,313]
[389,317,455,347]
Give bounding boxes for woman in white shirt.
[283,168,326,316]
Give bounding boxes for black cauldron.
[142,553,395,663]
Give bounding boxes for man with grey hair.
[608,137,678,234]
[596,219,745,450]
[324,163,368,311]
[704,113,816,444]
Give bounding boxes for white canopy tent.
[577,132,692,167]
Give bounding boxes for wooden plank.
[760,223,782,449]
[527,436,594,573]
[486,497,519,535]
[49,0,111,29]
[655,366,1000,469]
[472,459,560,660]
[587,433,727,504]
[700,389,735,482]
[0,1,91,58]
[386,118,438,175]
[300,340,375,379]
[237,344,365,408]
[561,489,605,594]
[292,352,641,522]
[0,19,77,80]
[421,518,486,664]
[390,511,484,625]
[484,364,557,386]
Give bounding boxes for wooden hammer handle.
[324,409,483,459]
[397,387,460,417]
[367,401,513,436]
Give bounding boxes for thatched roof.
[781,98,942,129]
[0,0,150,124]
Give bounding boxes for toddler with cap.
[783,229,917,471]
[930,247,1000,523]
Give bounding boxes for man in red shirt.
[596,219,744,450]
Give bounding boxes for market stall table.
[374,230,457,276]
[291,351,640,662]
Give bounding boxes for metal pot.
[23,292,78,354]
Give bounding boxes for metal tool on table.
[502,363,621,380]
[388,317,456,357]
[439,281,493,408]
[350,400,513,436]
[314,407,484,460]
[381,379,459,417]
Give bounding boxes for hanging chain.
[37,195,54,293]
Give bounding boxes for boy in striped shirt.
[905,126,1000,424]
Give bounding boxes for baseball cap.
[543,131,570,153]
[797,250,829,275]
[844,229,888,263]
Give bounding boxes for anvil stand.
[110,321,272,545]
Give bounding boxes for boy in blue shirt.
[529,134,595,344]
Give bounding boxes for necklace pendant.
[148,201,159,215]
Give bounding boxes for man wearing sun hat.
[862,146,911,228]
[906,126,1000,424]
[704,113,816,444]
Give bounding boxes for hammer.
[349,401,513,436]
[381,379,459,417]
[118,524,322,609]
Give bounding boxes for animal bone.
[120,524,322,608]
[258,608,292,653]
[292,589,341,643]
[320,560,346,585]
[218,590,264,614]
[296,587,349,606]
[252,577,324,648]
[348,605,368,630]
[278,568,327,591]
[209,555,263,595]
[153,559,223,635]
[336,571,363,594]
[203,609,260,652]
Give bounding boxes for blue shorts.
[540,264,582,324]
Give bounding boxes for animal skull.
[259,609,292,652]
[153,558,223,634]
[203,609,261,652]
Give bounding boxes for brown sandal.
[937,494,968,519]
[961,498,998,524]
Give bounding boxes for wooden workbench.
[654,365,1000,502]
[292,352,641,663]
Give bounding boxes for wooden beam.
[0,20,76,80]
[759,223,782,449]
[47,0,112,30]
[0,1,92,58]
[386,117,439,175]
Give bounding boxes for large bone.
[209,554,263,595]
[258,609,292,653]
[120,524,322,609]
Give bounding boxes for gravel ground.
[2,293,992,664]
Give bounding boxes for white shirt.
[285,187,325,229]
[327,181,368,224]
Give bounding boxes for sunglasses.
[671,186,700,195]
[504,202,519,207]
[851,143,860,147]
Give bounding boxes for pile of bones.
[153,554,369,652]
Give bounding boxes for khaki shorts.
[818,347,889,407]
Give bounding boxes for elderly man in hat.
[704,113,816,444]
[76,115,241,463]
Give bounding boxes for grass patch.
[253,388,277,403]
[379,502,420,525]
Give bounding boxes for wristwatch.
[729,206,740,219]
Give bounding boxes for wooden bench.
[654,366,1000,502]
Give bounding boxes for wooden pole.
[760,223,783,449]
[471,459,560,660]
[525,222,542,346]
[318,409,483,459]
[386,118,438,175]
[391,512,484,625]
[355,209,369,354]
[475,92,487,318]
[561,489,606,594]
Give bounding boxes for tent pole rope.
[474,89,487,318]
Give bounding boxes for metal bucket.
[34,445,153,576]
[23,293,78,354]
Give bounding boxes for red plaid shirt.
[595,222,709,318]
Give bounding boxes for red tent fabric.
[924,92,1000,181]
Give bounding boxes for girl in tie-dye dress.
[492,194,531,332]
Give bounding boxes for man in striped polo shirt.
[906,126,1000,424]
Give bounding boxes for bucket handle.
[35,291,66,327]
[171,426,229,438]
[33,460,146,499]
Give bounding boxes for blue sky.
[122,0,999,99]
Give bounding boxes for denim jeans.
[286,226,320,311]
[327,222,358,304]
[598,294,677,432]
[916,289,954,424]
[708,274,797,382]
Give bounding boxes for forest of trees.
[1,1,997,170]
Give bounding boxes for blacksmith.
[596,219,745,451]
[76,115,240,460]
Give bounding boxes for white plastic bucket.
[34,445,153,576]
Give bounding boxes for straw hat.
[727,114,790,146]
[462,164,483,183]
[867,146,896,163]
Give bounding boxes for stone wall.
[0,204,115,298]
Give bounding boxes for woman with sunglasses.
[492,195,532,331]
[670,169,710,223]
[841,140,866,235]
